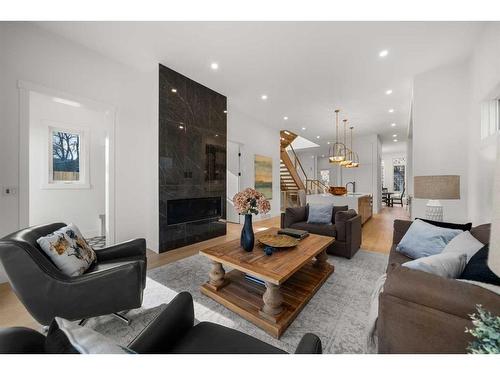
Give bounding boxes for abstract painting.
[254,154,273,199]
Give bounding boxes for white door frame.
[226,139,242,224]
[18,80,117,245]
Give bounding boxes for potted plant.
[233,187,271,251]
[466,305,500,354]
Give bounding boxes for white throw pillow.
[54,317,134,354]
[37,224,96,277]
[441,230,484,262]
[403,252,467,278]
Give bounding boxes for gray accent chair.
[0,223,147,325]
[280,205,362,258]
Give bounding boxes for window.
[320,169,330,185]
[51,130,81,182]
[392,157,406,192]
[46,125,89,188]
[481,99,500,139]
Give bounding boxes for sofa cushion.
[289,222,336,238]
[283,206,308,228]
[459,245,500,286]
[170,322,286,354]
[388,245,412,267]
[307,204,333,224]
[470,223,491,245]
[416,218,472,231]
[396,219,462,259]
[403,253,467,279]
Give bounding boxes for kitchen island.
[307,193,373,225]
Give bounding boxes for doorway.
[19,81,115,246]
[226,140,241,224]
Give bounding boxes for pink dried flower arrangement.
[233,187,271,215]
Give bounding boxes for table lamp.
[414,175,460,222]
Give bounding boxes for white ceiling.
[36,22,484,149]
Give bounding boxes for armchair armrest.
[294,333,322,354]
[94,238,146,262]
[128,292,195,354]
[383,265,500,319]
[334,209,360,242]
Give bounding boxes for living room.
[0,1,499,372]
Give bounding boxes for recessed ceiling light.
[388,108,394,113]
[391,123,396,127]
[327,141,330,145]
[210,62,219,70]
[316,136,320,139]
[171,88,177,93]
[301,127,306,131]
[53,97,81,107]
[379,49,389,58]
[179,125,184,129]
[393,139,398,142]
[392,134,397,137]
[283,116,288,120]
[261,94,268,100]
[321,155,325,158]
[385,89,393,95]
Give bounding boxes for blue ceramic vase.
[240,214,255,252]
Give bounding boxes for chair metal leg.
[113,312,130,325]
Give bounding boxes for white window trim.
[42,122,91,189]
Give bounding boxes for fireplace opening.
[167,197,222,225]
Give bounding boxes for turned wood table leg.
[315,249,328,268]
[208,261,226,288]
[262,282,283,317]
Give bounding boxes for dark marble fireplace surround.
[159,64,227,252]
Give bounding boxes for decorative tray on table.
[258,234,299,248]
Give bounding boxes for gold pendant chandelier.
[328,109,346,164]
[344,125,359,168]
[340,119,352,166]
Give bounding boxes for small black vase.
[240,214,255,252]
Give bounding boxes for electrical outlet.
[2,187,17,196]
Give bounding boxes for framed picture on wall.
[254,154,273,199]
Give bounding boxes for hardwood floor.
[0,207,409,330]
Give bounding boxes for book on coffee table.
[277,228,309,239]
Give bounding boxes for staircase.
[280,130,330,210]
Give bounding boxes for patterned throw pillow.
[37,224,97,276]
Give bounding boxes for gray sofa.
[280,205,362,258]
[378,220,500,353]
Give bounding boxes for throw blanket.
[365,273,387,353]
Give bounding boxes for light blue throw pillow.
[307,204,333,224]
[396,219,462,259]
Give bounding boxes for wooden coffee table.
[200,228,334,338]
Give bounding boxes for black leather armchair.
[0,223,147,325]
[0,292,322,354]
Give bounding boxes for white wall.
[412,60,471,222]
[227,107,281,221]
[468,23,500,224]
[0,23,158,283]
[28,91,107,237]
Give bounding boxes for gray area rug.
[89,250,387,353]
